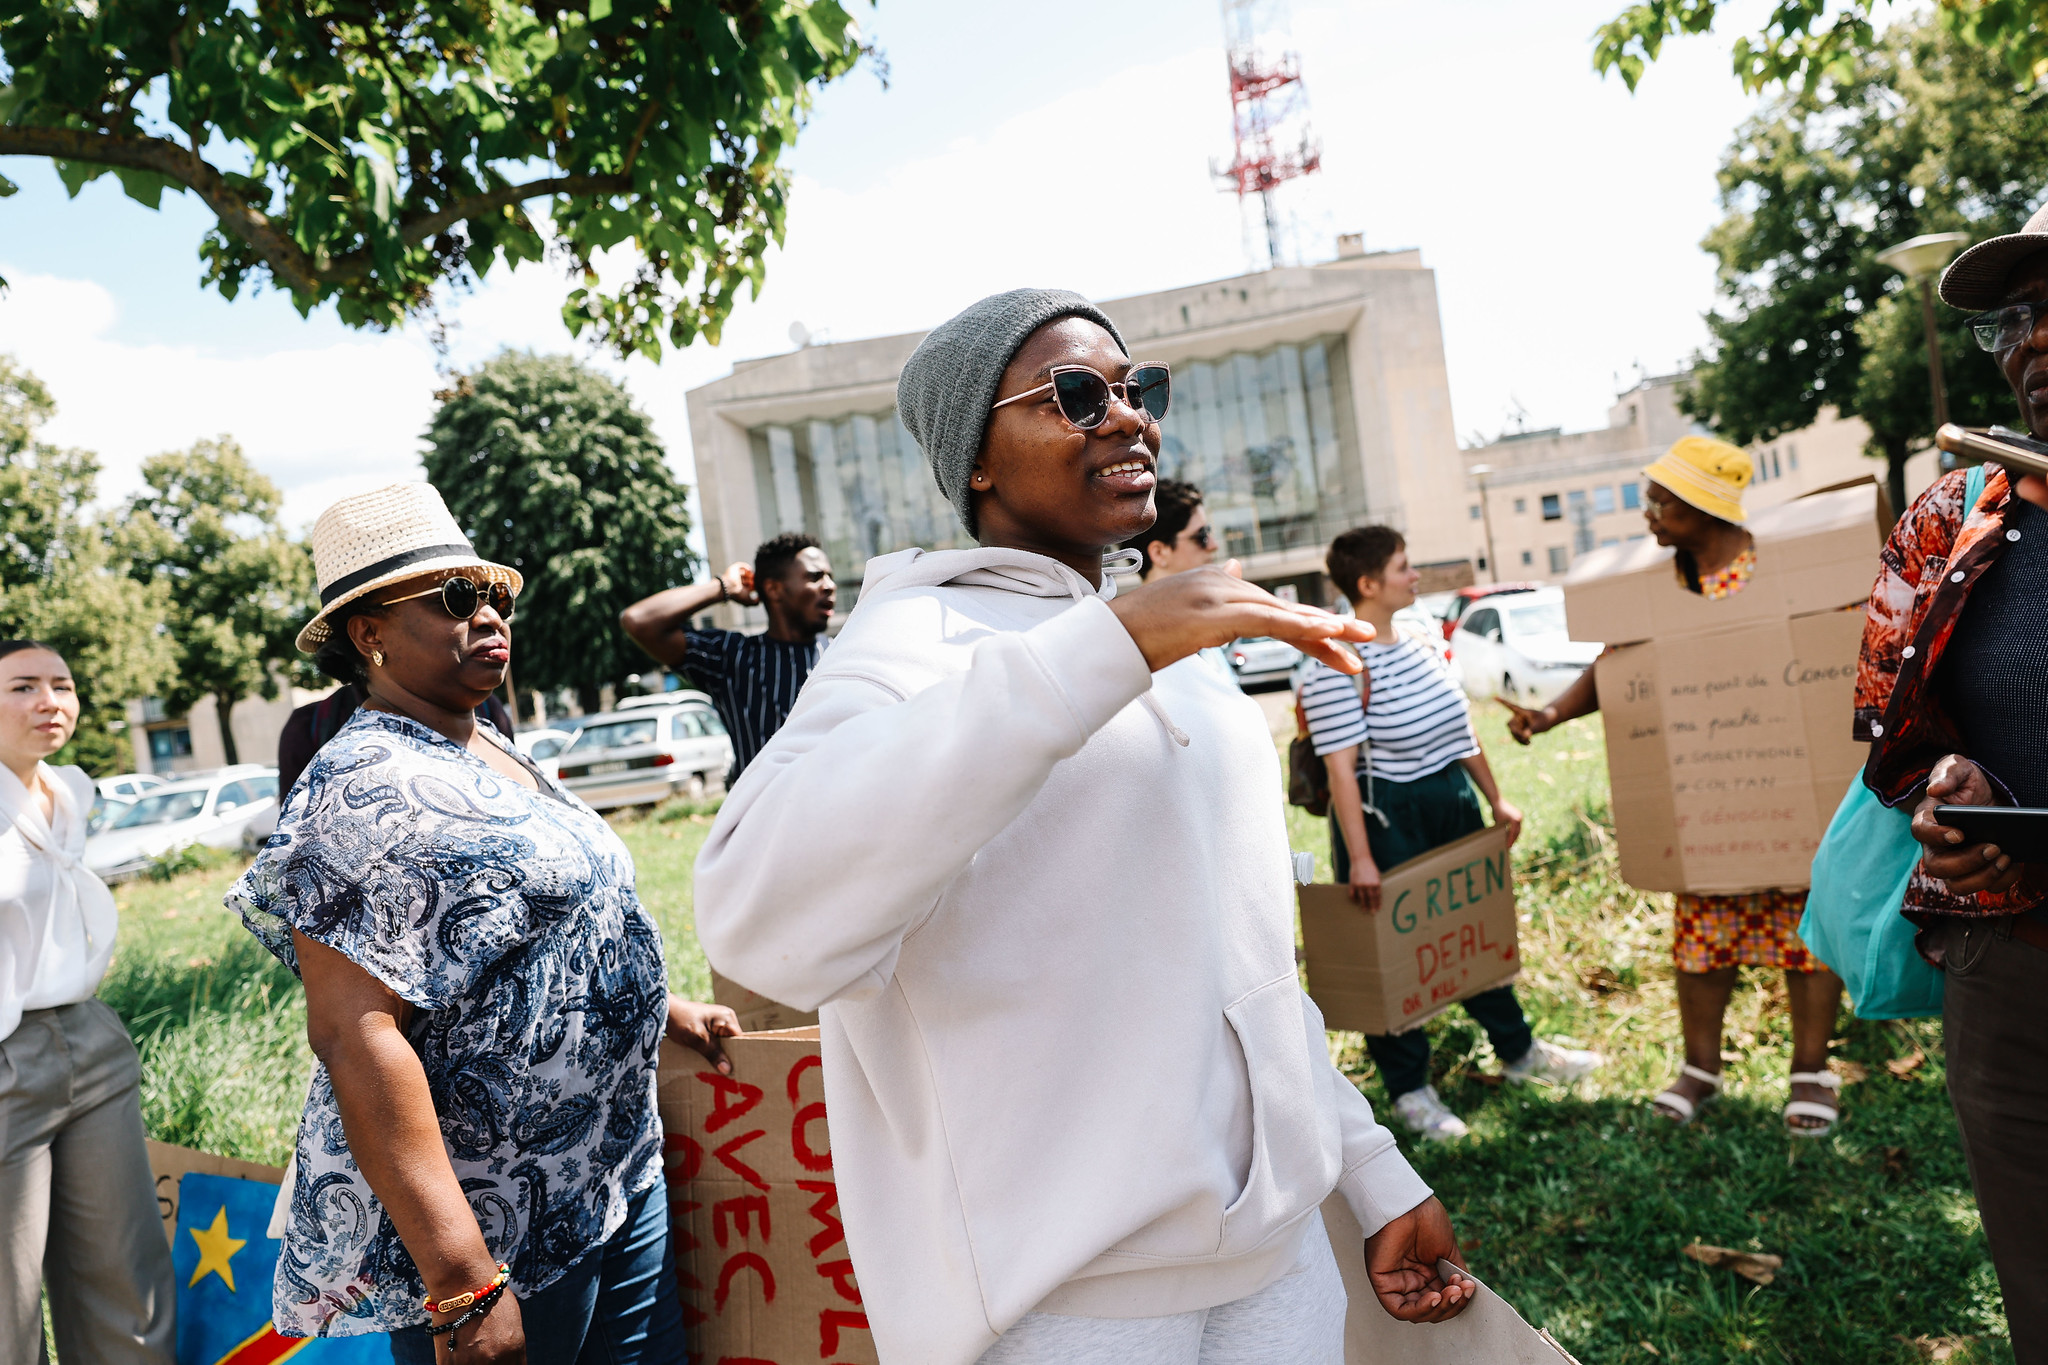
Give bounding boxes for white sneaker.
[1503,1038,1606,1087]
[1392,1085,1471,1141]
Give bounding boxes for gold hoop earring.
[370,650,386,667]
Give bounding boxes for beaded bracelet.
[423,1264,509,1315]
[425,1280,506,1340]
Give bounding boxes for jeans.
[1934,916,2048,1364]
[390,1180,683,1365]
[1329,763,1533,1099]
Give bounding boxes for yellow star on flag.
[187,1206,247,1292]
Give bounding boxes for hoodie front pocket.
[1217,974,1343,1257]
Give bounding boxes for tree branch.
[0,126,322,294]
[391,174,629,247]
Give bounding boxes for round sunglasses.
[990,363,1171,430]
[379,575,517,622]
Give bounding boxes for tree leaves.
[1681,18,2048,510]
[0,0,868,358]
[1594,0,2048,93]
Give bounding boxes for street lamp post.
[1875,232,1970,465]
[1470,463,1498,585]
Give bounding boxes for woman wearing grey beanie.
[697,290,1475,1364]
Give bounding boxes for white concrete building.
[1459,372,1939,583]
[684,239,1478,617]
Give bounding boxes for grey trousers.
[1936,917,2048,1364]
[0,1000,175,1365]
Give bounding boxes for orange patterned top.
[1857,464,2039,918]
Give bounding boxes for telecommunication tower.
[1212,0,1321,269]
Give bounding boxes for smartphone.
[1934,424,2048,479]
[1932,805,2048,862]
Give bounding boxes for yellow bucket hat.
[1642,434,1752,525]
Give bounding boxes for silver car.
[84,766,281,882]
[1225,636,1303,690]
[553,694,734,811]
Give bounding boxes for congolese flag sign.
[171,1172,388,1365]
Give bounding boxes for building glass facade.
[746,333,1363,589]
[749,410,970,590]
[1154,335,1361,559]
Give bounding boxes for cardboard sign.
[1593,606,1865,894]
[658,1029,878,1365]
[1562,482,1880,895]
[1299,825,1519,1036]
[147,1138,285,1246]
[711,967,820,1034]
[1561,482,1883,649]
[1323,1198,1583,1364]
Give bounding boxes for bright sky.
[0,0,1763,536]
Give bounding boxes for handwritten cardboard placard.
[1595,606,1865,893]
[658,1029,878,1365]
[1300,825,1519,1036]
[146,1138,285,1246]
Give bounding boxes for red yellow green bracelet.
[423,1264,509,1315]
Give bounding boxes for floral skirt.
[1672,889,1817,974]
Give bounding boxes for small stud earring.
[371,650,386,667]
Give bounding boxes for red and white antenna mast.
[1213,0,1321,270]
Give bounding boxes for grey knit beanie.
[897,288,1127,539]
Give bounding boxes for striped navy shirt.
[681,629,828,779]
[1298,628,1478,783]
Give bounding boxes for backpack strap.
[1356,650,1388,829]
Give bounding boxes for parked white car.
[84,766,281,882]
[96,772,166,801]
[1448,587,1603,707]
[513,726,581,779]
[87,792,134,836]
[553,693,733,812]
[1225,636,1303,689]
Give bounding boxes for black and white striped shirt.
[1299,629,1478,783]
[681,629,828,779]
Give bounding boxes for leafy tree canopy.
[117,437,315,766]
[423,349,695,709]
[1681,19,2048,513]
[0,0,867,358]
[1595,0,2048,93]
[0,355,174,774]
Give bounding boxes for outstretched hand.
[1108,563,1372,674]
[1498,696,1549,746]
[667,995,741,1074]
[1364,1197,1477,1324]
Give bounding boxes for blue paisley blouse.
[228,709,669,1338]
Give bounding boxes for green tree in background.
[423,350,695,712]
[1680,19,2048,514]
[0,356,173,775]
[1595,0,2048,92]
[0,0,868,358]
[117,439,315,767]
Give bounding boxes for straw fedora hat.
[1941,203,2048,311]
[295,483,522,653]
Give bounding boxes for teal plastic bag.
[1800,777,1942,1018]
[1797,462,1983,1019]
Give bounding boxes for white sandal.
[1784,1070,1842,1138]
[1651,1063,1723,1123]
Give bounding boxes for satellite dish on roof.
[788,321,811,348]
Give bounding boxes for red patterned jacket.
[1857,465,2041,916]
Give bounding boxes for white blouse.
[0,763,117,1042]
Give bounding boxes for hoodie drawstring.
[1071,565,1191,749]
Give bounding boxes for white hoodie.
[695,546,1430,1364]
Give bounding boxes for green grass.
[99,719,2006,1363]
